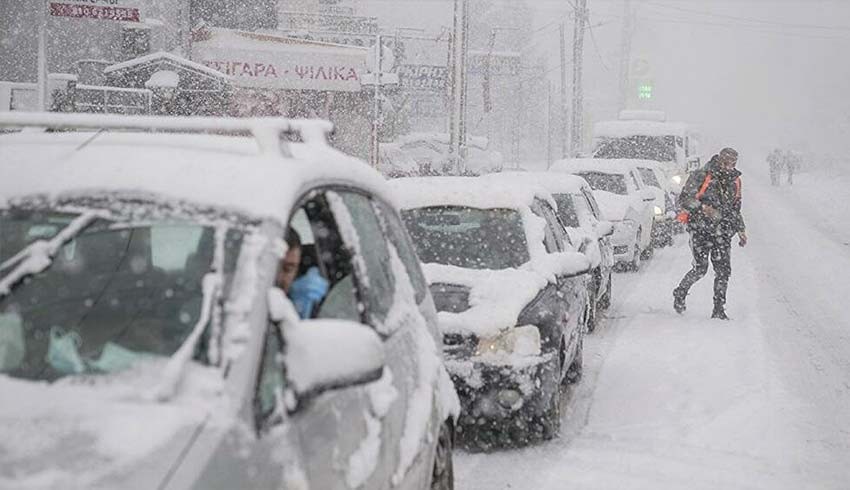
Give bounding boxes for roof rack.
[0,112,334,157]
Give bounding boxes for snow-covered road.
[455,171,850,489]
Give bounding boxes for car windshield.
[576,172,628,195]
[552,194,581,228]
[0,208,243,381]
[594,135,677,162]
[401,206,530,270]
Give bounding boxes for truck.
[591,110,701,193]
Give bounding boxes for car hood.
[0,364,226,489]
[422,263,551,339]
[591,190,637,222]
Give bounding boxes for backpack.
[676,172,741,224]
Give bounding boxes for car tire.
[628,234,642,272]
[430,422,454,490]
[585,290,598,334]
[564,332,583,385]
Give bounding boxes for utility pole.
[370,33,383,168]
[570,0,587,156]
[547,80,553,169]
[618,0,633,112]
[37,0,48,111]
[559,22,568,159]
[449,0,469,174]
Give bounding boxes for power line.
[645,1,850,32]
[633,8,850,41]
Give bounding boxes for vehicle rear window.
[401,206,530,270]
[576,172,628,195]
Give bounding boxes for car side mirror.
[283,319,385,405]
[268,287,300,325]
[594,220,615,238]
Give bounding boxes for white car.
[0,113,458,490]
[552,158,657,271]
[632,159,678,247]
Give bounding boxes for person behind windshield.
[673,147,747,320]
[276,228,329,319]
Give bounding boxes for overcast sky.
[364,0,850,160]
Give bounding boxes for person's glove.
[289,267,330,319]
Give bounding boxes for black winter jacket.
[678,156,746,237]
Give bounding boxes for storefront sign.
[49,1,140,22]
[195,48,366,92]
[468,51,520,76]
[398,65,447,91]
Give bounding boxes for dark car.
[390,176,592,450]
[485,172,615,332]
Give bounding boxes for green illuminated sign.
[638,83,653,100]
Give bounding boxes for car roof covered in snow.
[389,175,554,211]
[483,171,591,195]
[593,119,690,138]
[551,158,645,176]
[0,117,391,224]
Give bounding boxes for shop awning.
[191,27,369,92]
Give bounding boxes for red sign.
[50,3,140,22]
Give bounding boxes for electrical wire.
[645,1,850,32]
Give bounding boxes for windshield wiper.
[0,211,106,298]
[151,225,227,402]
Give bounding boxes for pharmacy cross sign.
[49,1,140,22]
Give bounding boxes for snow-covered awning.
[191,27,369,92]
[103,51,230,92]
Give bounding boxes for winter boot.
[711,305,729,320]
[673,288,687,314]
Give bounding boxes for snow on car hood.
[423,252,590,338]
[0,362,227,489]
[591,190,635,222]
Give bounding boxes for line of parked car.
[0,113,681,490]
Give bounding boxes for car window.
[583,189,603,221]
[286,197,361,323]
[638,168,661,187]
[572,193,594,227]
[531,198,565,253]
[255,325,285,431]
[552,193,581,228]
[576,172,628,195]
[327,191,396,329]
[629,170,642,190]
[374,199,427,304]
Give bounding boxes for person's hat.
[720,147,738,159]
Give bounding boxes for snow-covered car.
[552,159,657,271]
[396,133,504,175]
[390,176,591,449]
[633,160,678,247]
[0,113,459,490]
[482,171,615,332]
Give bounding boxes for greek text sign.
[49,1,140,22]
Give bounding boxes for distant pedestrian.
[785,150,799,186]
[767,149,782,186]
[673,147,747,320]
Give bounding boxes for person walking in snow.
[673,147,747,320]
[785,150,799,186]
[767,148,782,186]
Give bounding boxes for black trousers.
[676,231,733,307]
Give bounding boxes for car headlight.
[654,205,663,216]
[671,175,682,185]
[475,325,541,357]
